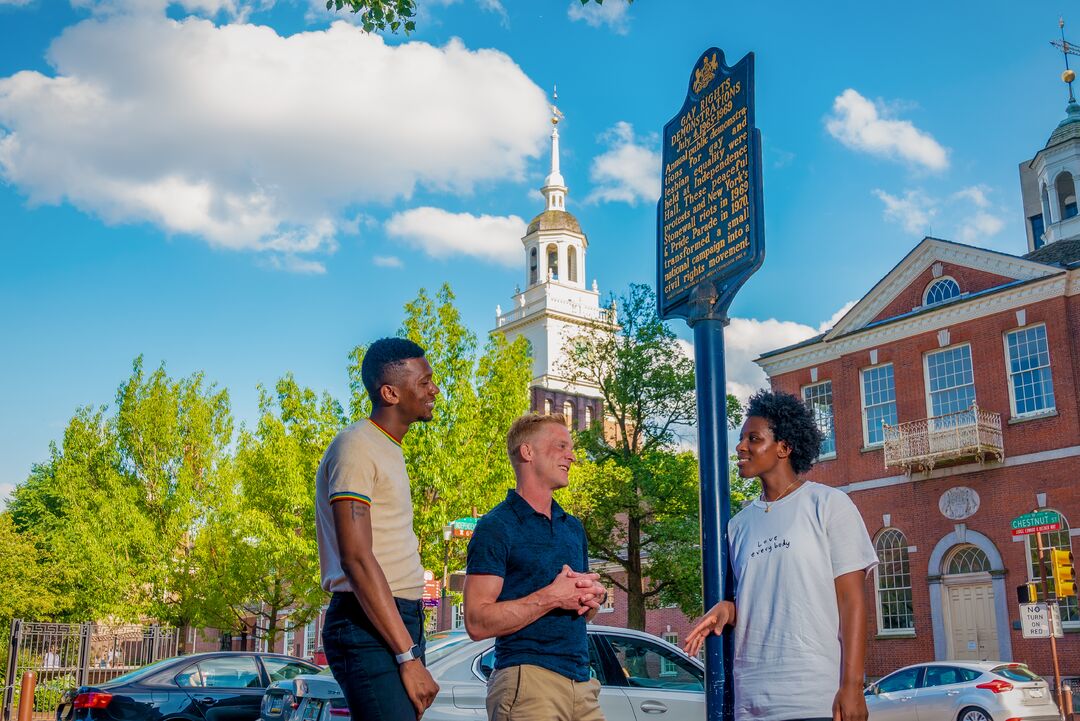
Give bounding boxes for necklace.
[761,479,800,513]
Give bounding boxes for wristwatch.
[395,644,421,665]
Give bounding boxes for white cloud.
[385,207,525,266]
[675,303,855,405]
[0,13,549,269]
[956,211,1005,244]
[874,188,937,235]
[373,255,403,268]
[586,121,660,205]
[476,0,508,25]
[825,89,948,171]
[0,0,34,6]
[953,185,990,208]
[567,0,631,33]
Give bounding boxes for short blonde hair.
[507,413,566,464]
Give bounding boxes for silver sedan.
[263,625,706,720]
[865,660,1060,721]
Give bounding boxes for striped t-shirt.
[315,419,425,599]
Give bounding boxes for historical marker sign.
[657,48,764,320]
[1011,511,1062,536]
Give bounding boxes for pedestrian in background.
[315,337,441,720]
[686,390,877,721]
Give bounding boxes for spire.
[541,85,567,212]
[1051,17,1079,104]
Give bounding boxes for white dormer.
[1021,101,1080,251]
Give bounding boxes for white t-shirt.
[728,481,877,721]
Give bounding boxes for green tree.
[186,375,344,647]
[347,284,531,576]
[0,513,55,622]
[326,0,628,33]
[557,283,742,627]
[7,358,233,624]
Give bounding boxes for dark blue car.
[55,651,320,721]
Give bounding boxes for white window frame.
[451,603,465,630]
[860,363,897,448]
[660,633,680,676]
[304,620,318,659]
[873,528,915,635]
[801,380,836,460]
[923,276,960,306]
[1003,323,1056,418]
[283,628,295,657]
[923,343,976,420]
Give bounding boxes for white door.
[946,583,997,660]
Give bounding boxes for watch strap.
[395,644,421,665]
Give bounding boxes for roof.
[1046,101,1080,148]
[527,209,582,235]
[1024,237,1080,267]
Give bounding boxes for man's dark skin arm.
[333,500,439,719]
[832,569,869,721]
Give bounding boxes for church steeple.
[542,87,568,212]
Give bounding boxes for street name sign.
[657,48,764,321]
[1011,511,1062,536]
[451,516,478,538]
[1020,602,1064,638]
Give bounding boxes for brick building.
[755,99,1080,680]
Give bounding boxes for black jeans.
[322,592,427,721]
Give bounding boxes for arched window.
[1026,511,1078,624]
[567,246,578,283]
[874,529,914,633]
[584,404,593,428]
[1056,171,1077,220]
[529,248,538,285]
[562,401,575,428]
[924,277,960,306]
[946,545,991,575]
[546,244,559,280]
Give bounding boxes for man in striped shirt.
[315,337,441,720]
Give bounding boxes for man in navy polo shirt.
[464,413,608,721]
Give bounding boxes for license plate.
[1028,688,1045,698]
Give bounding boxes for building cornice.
[826,239,1060,340]
[757,272,1071,376]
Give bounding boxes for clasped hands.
[550,564,607,615]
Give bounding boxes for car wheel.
[958,706,992,721]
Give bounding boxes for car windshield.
[101,657,180,686]
[425,634,474,665]
[993,665,1042,682]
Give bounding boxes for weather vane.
[1051,17,1079,103]
[551,85,564,126]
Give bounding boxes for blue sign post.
[657,48,764,721]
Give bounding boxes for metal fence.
[2,620,178,721]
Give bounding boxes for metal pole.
[691,317,734,721]
[1035,531,1065,721]
[15,672,35,721]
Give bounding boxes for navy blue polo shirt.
[466,489,590,682]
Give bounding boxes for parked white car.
[865,660,1060,721]
[262,626,707,721]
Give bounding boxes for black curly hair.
[745,389,824,475]
[361,337,426,407]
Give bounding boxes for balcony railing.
[883,405,1004,473]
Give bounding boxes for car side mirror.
[864,685,878,696]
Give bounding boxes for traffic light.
[1017,582,1039,604]
[1051,549,1076,598]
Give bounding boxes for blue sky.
[0,0,1072,502]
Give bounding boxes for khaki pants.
[486,664,605,721]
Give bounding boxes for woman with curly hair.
[685,389,877,721]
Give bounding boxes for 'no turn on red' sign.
[1020,602,1064,639]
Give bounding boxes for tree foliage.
[557,283,743,627]
[326,0,629,33]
